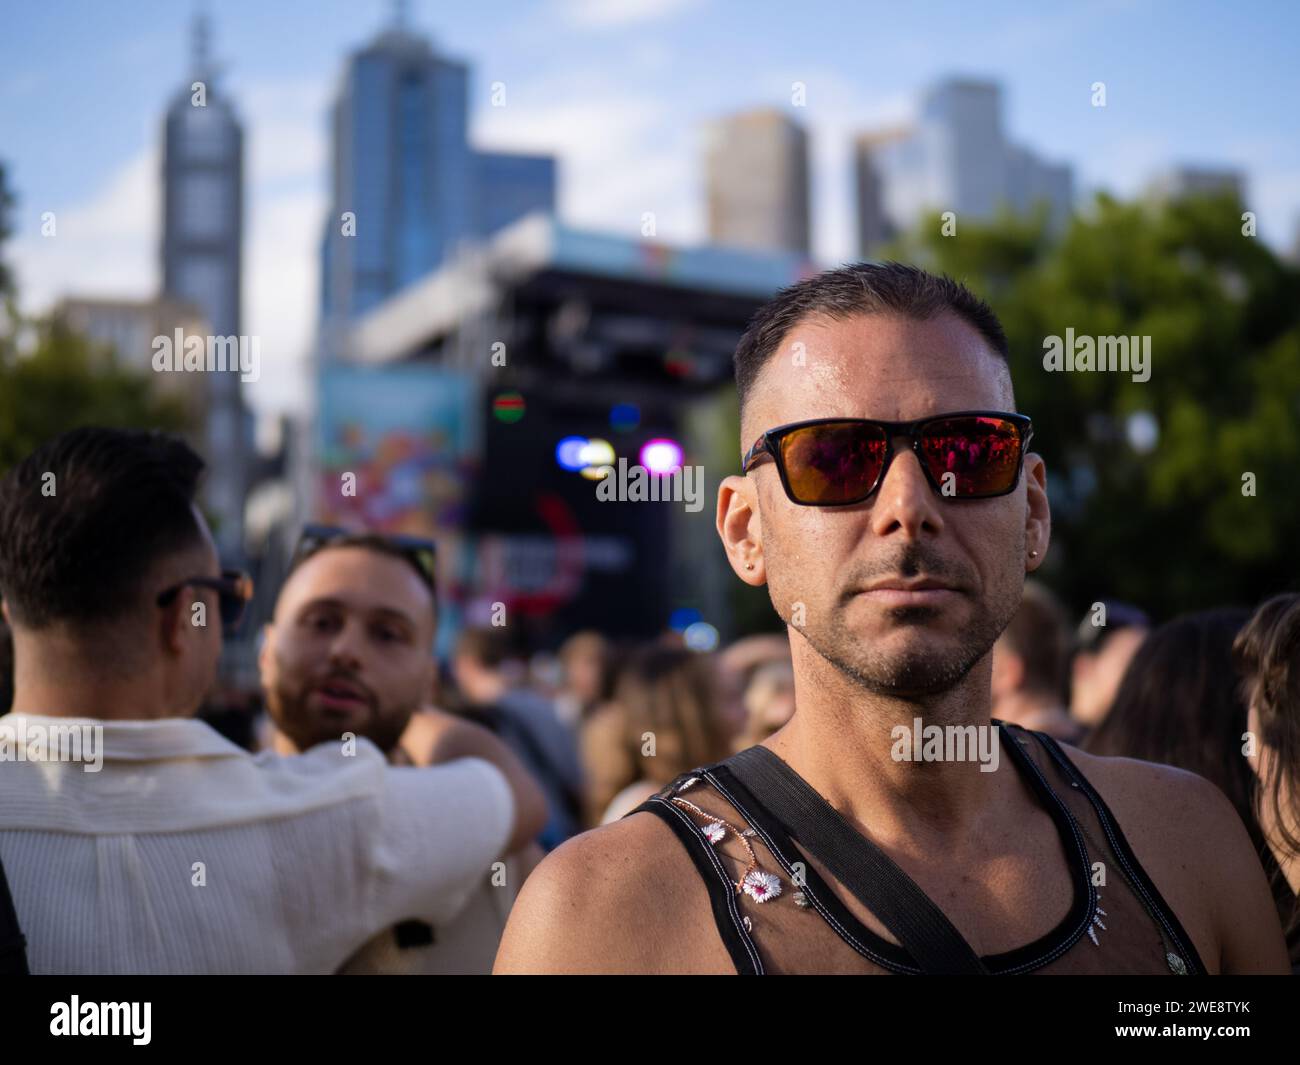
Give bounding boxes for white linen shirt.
[0,713,513,974]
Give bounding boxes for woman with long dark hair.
[1085,607,1296,967]
[1233,594,1300,972]
[1085,610,1256,830]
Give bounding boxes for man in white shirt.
[259,524,544,974]
[0,428,546,974]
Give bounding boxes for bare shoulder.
[1062,743,1238,833]
[493,808,735,974]
[1058,744,1288,973]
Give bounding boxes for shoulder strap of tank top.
[1025,729,1208,975]
[725,745,989,975]
[627,794,764,975]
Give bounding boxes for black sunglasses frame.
[742,410,1034,507]
[293,523,438,589]
[156,570,255,632]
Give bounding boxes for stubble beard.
[799,600,1004,700]
[267,676,410,755]
[768,538,1023,704]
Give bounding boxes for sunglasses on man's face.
[156,571,255,633]
[742,411,1034,506]
[293,524,438,589]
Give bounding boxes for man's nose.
[869,442,945,540]
[327,618,365,670]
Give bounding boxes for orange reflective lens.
[763,414,1029,505]
[915,416,1025,497]
[778,421,888,505]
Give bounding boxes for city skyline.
[319,18,555,329]
[161,13,250,555]
[4,0,1298,416]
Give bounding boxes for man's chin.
[810,626,982,698]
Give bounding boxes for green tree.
[0,319,192,470]
[0,159,192,468]
[881,191,1300,619]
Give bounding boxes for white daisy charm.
[701,821,726,844]
[741,870,782,903]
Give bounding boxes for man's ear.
[1023,453,1050,572]
[716,474,766,586]
[157,590,190,656]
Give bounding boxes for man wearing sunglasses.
[497,261,1287,974]
[0,428,545,973]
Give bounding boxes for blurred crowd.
[4,565,1300,973]
[98,584,1300,964]
[0,428,1297,974]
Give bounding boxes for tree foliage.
[0,160,193,472]
[881,191,1300,618]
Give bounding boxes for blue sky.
[2,0,1297,415]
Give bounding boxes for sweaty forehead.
[742,311,1014,444]
[276,546,435,629]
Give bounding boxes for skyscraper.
[855,78,1074,257]
[160,13,249,558]
[1146,165,1246,203]
[320,13,556,330]
[704,108,811,257]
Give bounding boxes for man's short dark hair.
[0,427,205,629]
[733,261,1010,418]
[284,532,438,622]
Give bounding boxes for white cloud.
[1244,167,1300,250]
[762,68,915,263]
[476,91,699,241]
[1076,132,1175,200]
[238,77,331,415]
[10,146,159,310]
[239,78,330,187]
[9,75,327,417]
[557,0,701,29]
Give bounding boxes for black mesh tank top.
[629,721,1207,975]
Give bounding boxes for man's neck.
[8,629,183,720]
[765,633,1013,849]
[9,681,178,720]
[9,660,177,721]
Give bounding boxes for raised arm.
[408,707,549,856]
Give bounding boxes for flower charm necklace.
[670,785,783,903]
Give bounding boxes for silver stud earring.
[745,562,755,571]
[1029,550,1039,559]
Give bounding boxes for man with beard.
[0,431,543,974]
[495,262,1288,975]
[260,526,544,973]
